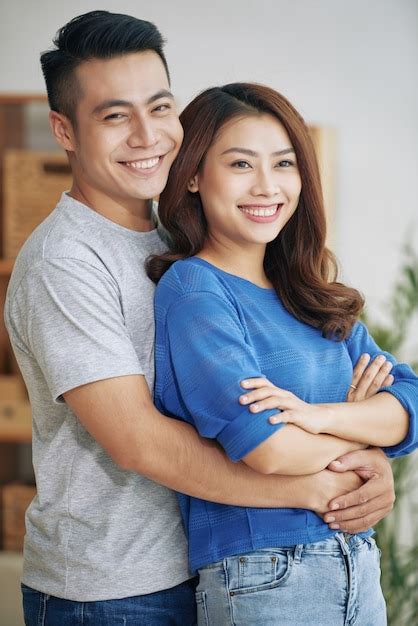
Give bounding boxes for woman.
[147,83,418,625]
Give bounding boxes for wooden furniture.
[0,95,47,550]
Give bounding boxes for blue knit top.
[154,257,418,572]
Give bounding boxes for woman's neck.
[197,239,273,289]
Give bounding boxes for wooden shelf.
[0,93,47,105]
[0,403,32,444]
[0,427,31,443]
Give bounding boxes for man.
[5,10,395,625]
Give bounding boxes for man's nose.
[127,119,159,149]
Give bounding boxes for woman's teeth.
[239,205,278,217]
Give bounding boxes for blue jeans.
[22,578,197,625]
[196,534,387,625]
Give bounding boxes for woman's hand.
[240,353,395,434]
[239,380,326,433]
[346,353,394,402]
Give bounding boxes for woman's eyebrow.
[220,147,295,157]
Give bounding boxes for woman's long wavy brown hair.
[147,83,364,339]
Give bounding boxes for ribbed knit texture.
[154,257,418,572]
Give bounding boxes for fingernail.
[326,516,335,523]
[331,503,340,510]
[361,353,370,361]
[269,416,280,424]
[251,404,260,412]
[240,395,248,403]
[241,381,250,388]
[330,523,340,529]
[331,460,342,467]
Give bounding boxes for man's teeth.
[239,206,278,217]
[124,157,159,170]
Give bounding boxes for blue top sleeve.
[346,321,418,457]
[163,289,285,462]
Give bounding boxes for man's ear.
[49,111,76,152]
[187,175,199,193]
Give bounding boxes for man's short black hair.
[40,10,170,123]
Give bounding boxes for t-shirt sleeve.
[346,321,418,457]
[8,258,144,402]
[163,290,285,462]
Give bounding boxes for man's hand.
[309,469,364,515]
[322,448,395,533]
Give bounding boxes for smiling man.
[4,10,396,626]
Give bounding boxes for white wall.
[1,0,417,348]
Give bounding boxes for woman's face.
[190,113,302,250]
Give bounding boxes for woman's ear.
[187,175,199,193]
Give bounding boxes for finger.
[248,396,286,413]
[363,361,393,399]
[353,355,387,398]
[240,377,275,390]
[327,479,393,513]
[324,494,389,523]
[328,447,385,473]
[327,508,391,534]
[239,386,283,405]
[350,353,371,388]
[269,411,288,425]
[381,374,394,388]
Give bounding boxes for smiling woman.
[147,82,418,625]
[186,114,301,256]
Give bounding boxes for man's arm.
[64,375,396,531]
[63,374,361,507]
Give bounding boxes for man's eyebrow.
[92,90,174,115]
[220,147,295,157]
[146,89,174,105]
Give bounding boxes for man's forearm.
[64,375,358,512]
[123,407,321,508]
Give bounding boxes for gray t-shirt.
[4,193,190,601]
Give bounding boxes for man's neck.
[69,185,156,232]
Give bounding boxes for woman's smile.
[238,203,283,222]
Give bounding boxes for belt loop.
[293,544,303,564]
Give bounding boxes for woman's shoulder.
[155,257,229,304]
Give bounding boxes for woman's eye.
[277,159,294,168]
[232,160,251,169]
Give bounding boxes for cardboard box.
[0,401,31,442]
[3,150,72,259]
[2,482,36,551]
[0,376,27,403]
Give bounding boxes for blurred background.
[0,1,417,624]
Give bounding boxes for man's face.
[61,51,183,220]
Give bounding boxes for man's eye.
[232,160,251,169]
[153,103,171,113]
[104,113,126,121]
